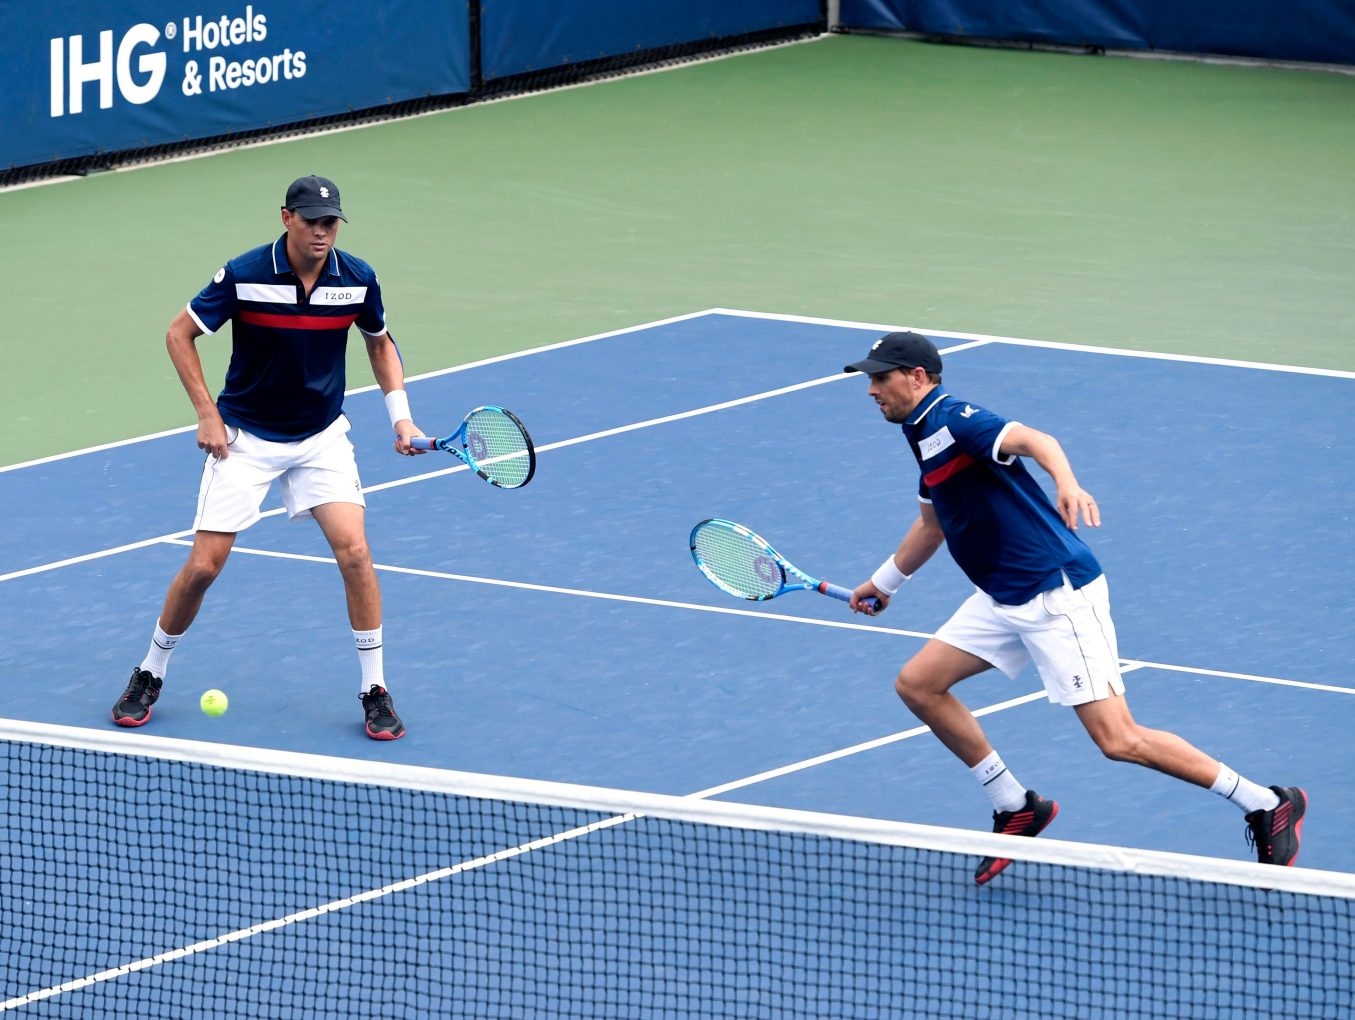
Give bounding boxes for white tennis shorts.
[934,573,1126,706]
[192,415,365,533]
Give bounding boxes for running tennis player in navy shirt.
[845,332,1306,881]
[113,176,422,740]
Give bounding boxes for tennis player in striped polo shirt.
[112,175,423,740]
[845,331,1306,882]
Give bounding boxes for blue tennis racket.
[410,405,535,489]
[689,519,875,607]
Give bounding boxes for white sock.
[1210,764,1280,814]
[971,750,1028,813]
[139,621,183,679]
[354,627,385,692]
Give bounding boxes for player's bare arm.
[851,502,946,614]
[165,308,229,459]
[999,424,1100,530]
[364,330,426,456]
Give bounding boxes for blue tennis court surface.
[3,308,1353,874]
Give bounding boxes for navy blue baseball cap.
[284,175,347,221]
[844,331,942,375]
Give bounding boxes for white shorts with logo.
[934,573,1126,706]
[193,415,365,533]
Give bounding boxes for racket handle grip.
[409,437,435,451]
[819,581,879,610]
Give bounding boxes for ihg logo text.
[49,7,304,116]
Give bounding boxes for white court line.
[0,339,991,584]
[1121,658,1355,697]
[168,541,933,640]
[180,541,1355,698]
[7,306,1350,474]
[688,691,1048,800]
[708,307,1355,379]
[0,309,720,474]
[0,534,197,583]
[364,345,994,497]
[0,809,643,1011]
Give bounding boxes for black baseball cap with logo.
[284,175,347,221]
[843,331,942,375]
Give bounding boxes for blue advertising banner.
[481,0,823,82]
[1,1,471,170]
[837,0,1355,65]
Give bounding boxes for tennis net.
[3,720,1351,1018]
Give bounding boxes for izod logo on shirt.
[919,426,955,461]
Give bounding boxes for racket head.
[689,519,787,601]
[459,406,536,488]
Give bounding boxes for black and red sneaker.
[975,790,1059,885]
[360,684,405,741]
[112,667,163,727]
[1245,786,1307,866]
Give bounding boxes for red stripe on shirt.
[923,452,976,487]
[238,310,358,331]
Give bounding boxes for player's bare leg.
[895,638,1058,883]
[310,502,380,630]
[1074,692,1220,786]
[113,530,235,727]
[311,502,403,739]
[894,638,997,767]
[159,530,236,633]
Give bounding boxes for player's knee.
[1093,727,1145,764]
[893,667,928,708]
[183,552,227,589]
[331,537,371,572]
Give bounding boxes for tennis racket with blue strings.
[689,519,876,608]
[410,405,536,489]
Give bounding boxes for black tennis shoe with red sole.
[975,790,1059,885]
[1245,786,1307,866]
[112,667,162,727]
[360,684,405,740]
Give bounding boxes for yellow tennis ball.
[200,689,228,717]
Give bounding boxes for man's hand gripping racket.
[409,405,536,489]
[689,519,878,610]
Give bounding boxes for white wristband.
[871,556,910,596]
[384,389,412,428]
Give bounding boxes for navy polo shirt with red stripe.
[902,390,1101,605]
[186,235,386,441]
